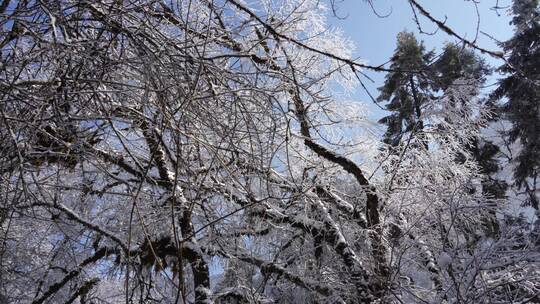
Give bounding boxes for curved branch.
[289,65,389,283]
[226,0,396,73]
[407,0,504,60]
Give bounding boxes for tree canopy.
[1,1,539,303]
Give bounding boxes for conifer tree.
[377,31,434,147]
[435,44,507,202]
[433,43,490,91]
[379,38,506,202]
[493,0,540,210]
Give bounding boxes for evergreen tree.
[431,44,506,235]
[492,0,540,210]
[434,44,507,201]
[433,43,490,91]
[380,38,506,202]
[377,31,434,147]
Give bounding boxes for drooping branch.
[407,0,504,60]
[226,0,397,73]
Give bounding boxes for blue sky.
[328,0,514,120]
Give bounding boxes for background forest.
[0,0,539,303]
